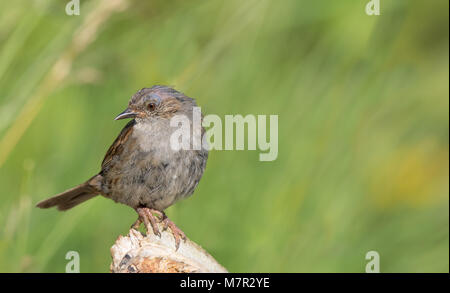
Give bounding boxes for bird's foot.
[133,207,164,237]
[162,213,186,250]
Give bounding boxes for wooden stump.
[110,223,227,273]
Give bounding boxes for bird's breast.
[102,120,207,210]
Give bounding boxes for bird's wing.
[100,119,136,172]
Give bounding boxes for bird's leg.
[161,212,186,250]
[131,218,142,230]
[134,207,163,237]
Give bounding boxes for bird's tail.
[36,175,101,211]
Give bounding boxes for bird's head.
[115,85,196,122]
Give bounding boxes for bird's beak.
[114,108,137,120]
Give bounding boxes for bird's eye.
[147,102,156,111]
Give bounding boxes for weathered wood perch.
[110,222,228,273]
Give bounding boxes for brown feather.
[101,119,136,171]
[36,120,136,211]
[36,175,101,211]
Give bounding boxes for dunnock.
[36,85,208,249]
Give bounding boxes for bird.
[36,85,208,249]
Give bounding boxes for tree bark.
[110,223,228,273]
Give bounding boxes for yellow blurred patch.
[370,141,449,207]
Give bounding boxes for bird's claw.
[134,208,186,250]
[162,215,186,250]
[131,218,141,230]
[135,207,163,237]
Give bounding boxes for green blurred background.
[0,0,448,273]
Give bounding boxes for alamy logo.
[366,0,380,16]
[170,107,278,162]
[66,0,80,16]
[365,251,380,273]
[65,251,80,273]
